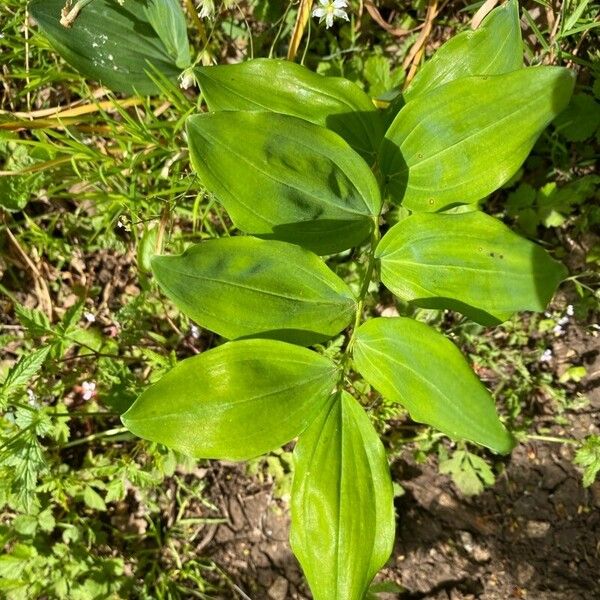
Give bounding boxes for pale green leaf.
[439,450,495,496]
[144,0,191,69]
[83,486,107,511]
[291,391,395,600]
[31,0,181,95]
[0,347,51,408]
[187,111,381,254]
[195,59,384,162]
[405,0,523,101]
[152,237,356,345]
[353,317,515,454]
[137,225,159,275]
[381,67,575,211]
[376,211,567,323]
[574,435,600,487]
[122,340,338,460]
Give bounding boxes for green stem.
[59,426,130,449]
[184,0,208,48]
[526,433,580,446]
[51,411,119,418]
[345,222,381,356]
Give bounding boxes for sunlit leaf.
[152,237,356,345]
[404,0,523,101]
[291,391,395,600]
[353,317,515,454]
[195,59,384,162]
[122,340,338,460]
[187,111,381,254]
[381,67,575,211]
[376,211,567,323]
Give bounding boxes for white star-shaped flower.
[312,0,350,29]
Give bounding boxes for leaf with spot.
[122,340,338,460]
[151,237,356,345]
[186,111,381,255]
[376,211,567,324]
[31,0,182,95]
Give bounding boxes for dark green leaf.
[122,340,338,460]
[376,211,567,323]
[152,237,356,345]
[381,67,575,211]
[404,0,522,101]
[291,391,395,600]
[553,93,600,142]
[195,59,384,162]
[187,111,381,254]
[353,317,515,454]
[31,0,181,95]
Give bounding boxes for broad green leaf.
[195,59,384,162]
[144,0,191,69]
[291,391,395,600]
[152,237,356,345]
[122,340,338,460]
[376,211,567,324]
[31,0,181,95]
[381,67,575,211]
[404,0,522,101]
[353,318,515,454]
[187,111,381,255]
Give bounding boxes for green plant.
[29,1,578,598]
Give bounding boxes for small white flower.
[312,0,349,29]
[27,389,38,406]
[178,67,196,90]
[566,304,574,317]
[84,311,96,323]
[81,381,96,401]
[198,0,215,19]
[540,349,553,363]
[553,324,565,336]
[190,324,201,339]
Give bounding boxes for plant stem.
[526,433,580,446]
[346,222,381,355]
[59,426,130,449]
[184,0,208,46]
[51,411,119,418]
[60,0,94,28]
